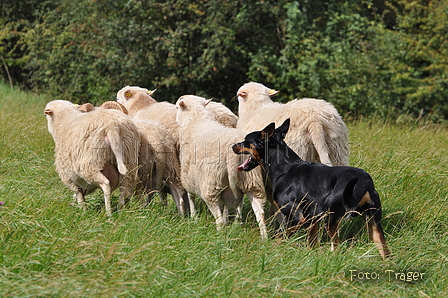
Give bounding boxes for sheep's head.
[44,100,80,139]
[116,85,156,107]
[175,95,212,127]
[236,82,279,104]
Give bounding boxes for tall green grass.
[0,83,447,297]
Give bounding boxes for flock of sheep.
[44,82,349,239]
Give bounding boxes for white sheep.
[132,119,186,215]
[236,82,349,166]
[175,95,268,239]
[44,100,140,216]
[77,101,186,215]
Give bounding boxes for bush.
[1,0,447,121]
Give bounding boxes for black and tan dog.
[232,119,390,259]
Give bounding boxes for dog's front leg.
[325,218,341,251]
[307,222,320,247]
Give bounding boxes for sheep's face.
[236,82,279,105]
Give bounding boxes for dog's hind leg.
[308,121,332,166]
[364,216,390,259]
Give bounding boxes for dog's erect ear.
[261,122,275,140]
[275,118,290,139]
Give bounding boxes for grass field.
[0,83,447,297]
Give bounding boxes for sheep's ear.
[78,103,95,113]
[237,90,247,97]
[261,122,275,140]
[275,118,290,139]
[179,101,187,110]
[204,98,212,106]
[124,90,132,99]
[268,89,279,96]
[44,109,53,116]
[147,89,157,96]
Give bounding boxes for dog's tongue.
[238,157,251,172]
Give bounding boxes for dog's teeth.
[238,156,251,171]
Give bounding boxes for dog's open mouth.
[238,156,257,172]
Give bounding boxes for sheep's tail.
[107,129,128,175]
[308,121,332,166]
[227,163,240,197]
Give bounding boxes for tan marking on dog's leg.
[308,222,320,247]
[325,220,341,251]
[366,219,390,259]
[358,191,373,208]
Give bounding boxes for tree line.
[1,0,447,121]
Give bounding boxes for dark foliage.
[1,0,447,121]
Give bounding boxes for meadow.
[0,83,447,297]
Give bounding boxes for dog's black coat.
[232,119,389,258]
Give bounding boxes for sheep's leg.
[246,192,268,240]
[118,175,135,209]
[99,181,112,216]
[205,199,225,230]
[93,171,113,216]
[159,188,168,207]
[167,181,185,216]
[308,121,332,166]
[187,193,197,218]
[75,188,86,210]
[235,200,244,223]
[220,200,229,226]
